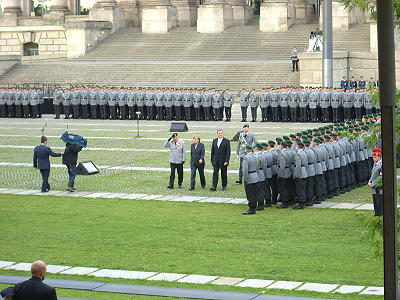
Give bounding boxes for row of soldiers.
[240,115,378,214]
[0,86,380,123]
[0,88,44,118]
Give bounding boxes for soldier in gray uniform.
[0,89,6,117]
[127,88,137,120]
[321,135,335,198]
[52,88,63,119]
[173,89,183,121]
[145,89,155,120]
[236,124,258,184]
[364,91,374,115]
[308,89,319,122]
[330,133,341,195]
[30,90,40,118]
[89,88,99,119]
[164,89,174,121]
[108,88,118,120]
[259,89,270,122]
[293,141,308,209]
[155,89,164,120]
[117,88,127,120]
[288,88,299,122]
[368,150,382,216]
[211,90,222,121]
[277,141,292,208]
[303,140,316,206]
[71,88,81,119]
[165,133,186,189]
[298,89,308,122]
[202,90,212,121]
[319,88,331,122]
[330,89,342,122]
[98,88,108,119]
[342,89,354,120]
[223,89,233,122]
[249,89,259,122]
[15,89,23,118]
[6,89,15,118]
[353,90,364,119]
[242,145,259,215]
[80,88,90,118]
[237,89,249,122]
[311,138,324,204]
[22,89,31,118]
[279,88,289,122]
[261,142,274,207]
[255,144,266,210]
[268,140,280,204]
[62,89,71,119]
[183,89,193,121]
[193,90,202,121]
[270,89,280,122]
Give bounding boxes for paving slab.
[199,197,232,203]
[334,285,365,294]
[82,192,112,198]
[33,190,64,196]
[360,286,384,295]
[65,192,93,197]
[14,189,39,195]
[156,195,181,201]
[120,193,148,199]
[311,202,337,208]
[90,269,157,279]
[296,283,338,293]
[211,277,244,286]
[101,193,128,199]
[225,198,248,204]
[330,203,362,209]
[171,196,207,202]
[61,267,99,275]
[0,189,25,194]
[0,188,8,192]
[140,195,164,200]
[354,204,375,211]
[178,274,218,284]
[236,279,274,288]
[4,262,31,271]
[46,265,72,273]
[147,273,187,282]
[0,261,15,268]
[266,281,303,290]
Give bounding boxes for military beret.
[283,136,290,140]
[331,133,337,136]
[245,145,253,150]
[171,133,178,137]
[268,140,276,145]
[255,143,263,149]
[295,138,301,143]
[243,124,249,128]
[354,127,361,131]
[313,138,320,143]
[281,141,288,147]
[297,141,304,147]
[303,140,311,145]
[307,134,313,139]
[276,137,283,142]
[338,127,343,131]
[289,134,296,138]
[326,130,332,134]
[286,140,293,145]
[296,133,302,136]
[261,142,268,147]
[362,126,368,130]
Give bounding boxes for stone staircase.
[0,22,370,90]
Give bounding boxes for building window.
[23,42,39,56]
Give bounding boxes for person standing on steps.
[291,46,299,72]
[165,133,186,189]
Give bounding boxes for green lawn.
[0,194,382,288]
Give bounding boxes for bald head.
[31,260,46,280]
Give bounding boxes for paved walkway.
[0,275,332,300]
[0,262,383,296]
[0,187,376,211]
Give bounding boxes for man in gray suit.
[236,124,258,184]
[165,133,186,189]
[242,145,259,215]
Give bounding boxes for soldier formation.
[0,77,379,123]
[239,114,380,214]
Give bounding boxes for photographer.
[165,133,186,189]
[63,142,83,192]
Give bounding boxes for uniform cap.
[268,140,276,145]
[289,134,296,138]
[286,140,293,145]
[276,137,283,142]
[245,145,253,150]
[313,138,320,143]
[243,124,249,128]
[261,142,268,147]
[283,136,290,140]
[297,141,304,147]
[303,140,310,145]
[281,141,288,147]
[255,143,263,149]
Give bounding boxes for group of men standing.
[0,88,44,118]
[51,87,236,122]
[238,115,378,214]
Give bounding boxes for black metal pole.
[376,0,398,299]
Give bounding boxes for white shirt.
[217,137,223,148]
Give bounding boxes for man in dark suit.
[33,136,62,192]
[210,129,231,191]
[190,135,206,190]
[13,260,58,300]
[62,142,83,192]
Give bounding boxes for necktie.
[244,134,247,138]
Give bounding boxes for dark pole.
[376,0,398,299]
[322,0,333,87]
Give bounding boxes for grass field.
[0,118,384,299]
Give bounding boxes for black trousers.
[184,107,191,120]
[257,181,265,207]
[212,164,228,188]
[321,108,330,122]
[271,107,279,122]
[355,107,363,119]
[240,106,247,120]
[54,104,60,116]
[169,162,183,187]
[190,164,206,189]
[0,104,6,117]
[270,175,279,203]
[224,106,231,120]
[292,59,299,71]
[165,107,173,120]
[313,174,323,202]
[100,105,107,119]
[295,177,307,205]
[110,106,117,119]
[138,105,146,119]
[194,107,201,121]
[306,176,314,203]
[91,105,98,119]
[31,105,39,118]
[244,182,258,212]
[290,107,298,122]
[40,168,50,192]
[310,108,317,122]
[264,178,272,205]
[261,107,268,121]
[343,107,352,120]
[156,106,164,120]
[73,104,80,118]
[333,168,340,193]
[203,107,211,121]
[147,105,155,120]
[251,107,257,121]
[325,170,335,196]
[332,107,339,122]
[299,107,307,122]
[15,104,22,117]
[23,105,30,118]
[338,166,347,190]
[63,105,71,119]
[174,106,182,120]
[281,107,289,121]
[372,193,383,216]
[278,177,290,204]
